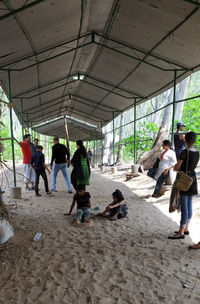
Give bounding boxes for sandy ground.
[0,163,200,304]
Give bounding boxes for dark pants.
[35,169,49,194]
[153,171,169,196]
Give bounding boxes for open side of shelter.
[0,0,200,186]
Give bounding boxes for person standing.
[174,121,186,159]
[71,140,90,190]
[30,138,39,154]
[50,137,72,193]
[168,132,199,240]
[31,145,51,197]
[87,149,92,164]
[16,134,35,190]
[152,140,177,198]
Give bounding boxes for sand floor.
[0,164,200,304]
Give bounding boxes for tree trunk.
[140,88,173,169]
[174,76,189,121]
[116,113,124,164]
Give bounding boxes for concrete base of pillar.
[131,164,138,173]
[111,167,117,174]
[10,187,21,199]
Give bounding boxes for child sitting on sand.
[100,189,128,220]
[65,184,91,224]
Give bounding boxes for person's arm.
[101,202,114,216]
[30,156,34,169]
[65,198,76,215]
[163,152,177,175]
[50,146,55,170]
[15,138,22,146]
[108,200,125,209]
[65,146,70,161]
[174,159,183,171]
[43,163,51,174]
[179,134,185,141]
[88,199,91,209]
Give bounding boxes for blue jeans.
[180,195,193,228]
[153,172,169,196]
[52,163,72,191]
[77,207,91,222]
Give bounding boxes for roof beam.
[85,7,198,119]
[13,72,143,98]
[0,0,47,21]
[94,32,191,70]
[72,94,120,111]
[0,33,90,69]
[30,106,104,124]
[179,0,200,8]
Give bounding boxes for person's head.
[34,138,39,146]
[76,140,83,149]
[112,189,124,203]
[76,140,87,157]
[185,131,196,148]
[77,184,86,196]
[53,137,59,144]
[24,134,31,143]
[162,140,171,151]
[37,145,43,152]
[177,121,185,131]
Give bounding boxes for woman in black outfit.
[168,132,199,240]
[70,140,90,191]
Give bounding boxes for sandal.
[168,234,185,239]
[174,231,189,235]
[189,242,200,250]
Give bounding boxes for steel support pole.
[171,71,177,142]
[31,122,33,138]
[20,99,24,140]
[64,116,70,152]
[93,139,96,164]
[27,114,29,133]
[134,98,137,164]
[8,70,17,187]
[101,122,103,165]
[112,112,115,164]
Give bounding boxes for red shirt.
[21,141,32,164]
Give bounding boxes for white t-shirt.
[154,149,177,181]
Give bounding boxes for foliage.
[181,97,200,151]
[120,122,159,162]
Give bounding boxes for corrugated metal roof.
[33,116,104,141]
[0,0,200,137]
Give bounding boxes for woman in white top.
[152,140,177,197]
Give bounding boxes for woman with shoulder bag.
[168,132,199,240]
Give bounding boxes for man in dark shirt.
[174,121,186,159]
[50,137,72,193]
[31,145,51,196]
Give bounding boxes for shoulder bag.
[174,149,194,191]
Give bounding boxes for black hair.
[34,138,39,141]
[53,137,59,142]
[37,145,43,150]
[112,189,124,202]
[23,134,31,140]
[163,140,171,148]
[76,140,87,158]
[185,131,196,146]
[77,184,86,191]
